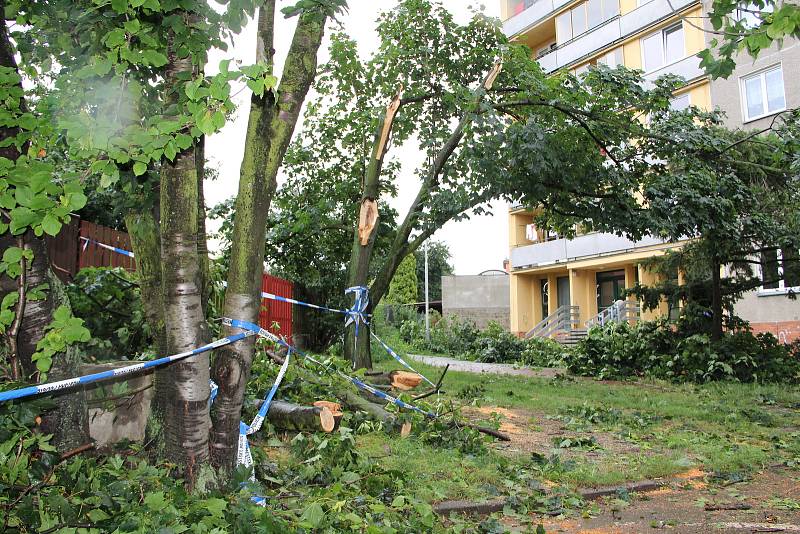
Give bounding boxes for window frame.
[669,92,691,111]
[640,22,685,73]
[758,248,800,295]
[739,64,786,123]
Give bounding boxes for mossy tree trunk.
[158,29,210,483]
[209,2,328,472]
[0,7,88,452]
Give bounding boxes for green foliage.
[699,0,800,79]
[65,267,151,362]
[564,319,800,383]
[30,306,90,378]
[399,316,565,367]
[386,254,418,304]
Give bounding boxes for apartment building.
[502,0,800,342]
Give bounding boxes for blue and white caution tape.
[80,236,135,258]
[345,286,370,344]
[0,330,252,403]
[342,373,437,418]
[208,380,218,408]
[370,331,436,388]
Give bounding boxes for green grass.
[361,334,800,502]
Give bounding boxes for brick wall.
[749,321,800,344]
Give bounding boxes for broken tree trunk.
[267,400,336,433]
[313,400,343,429]
[365,370,423,391]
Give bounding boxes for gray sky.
[204,1,508,275]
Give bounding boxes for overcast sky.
[204,1,507,275]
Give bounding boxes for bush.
[398,316,565,366]
[564,319,800,383]
[66,267,151,362]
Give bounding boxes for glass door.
[596,269,626,311]
[557,276,571,308]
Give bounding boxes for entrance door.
[596,269,626,311]
[540,279,549,319]
[557,276,570,309]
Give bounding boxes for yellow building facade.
[501,0,707,336]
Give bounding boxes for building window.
[556,0,620,44]
[670,93,690,111]
[509,0,538,16]
[760,248,800,293]
[741,65,785,121]
[736,1,773,29]
[641,23,684,72]
[597,48,623,68]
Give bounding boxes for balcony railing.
[526,304,581,338]
[585,299,641,328]
[510,231,667,270]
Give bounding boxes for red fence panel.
[259,273,293,341]
[78,220,136,272]
[46,217,81,283]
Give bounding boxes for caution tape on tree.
[0,329,253,403]
[80,236,135,258]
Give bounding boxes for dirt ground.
[464,405,642,458]
[532,467,800,533]
[461,405,800,533]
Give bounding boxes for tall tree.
[386,254,418,305]
[0,0,90,451]
[210,0,345,472]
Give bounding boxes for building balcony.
[642,54,705,87]
[510,231,667,270]
[505,0,699,74]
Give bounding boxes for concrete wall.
[708,18,800,130]
[83,363,153,447]
[442,274,511,330]
[735,291,800,343]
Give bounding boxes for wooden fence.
[47,217,293,336]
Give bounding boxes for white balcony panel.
[619,0,696,37]
[537,51,559,72]
[555,19,622,67]
[503,0,557,37]
[643,54,705,88]
[511,232,666,269]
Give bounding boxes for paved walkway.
[407,354,563,378]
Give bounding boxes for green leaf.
[132,162,147,176]
[2,246,23,264]
[41,214,61,237]
[142,49,168,67]
[111,0,128,14]
[299,502,325,528]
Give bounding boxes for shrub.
[66,267,151,361]
[564,319,800,383]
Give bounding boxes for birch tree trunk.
[210,3,328,471]
[158,28,209,482]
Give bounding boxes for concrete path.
[407,354,563,378]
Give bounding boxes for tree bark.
[195,135,211,319]
[0,4,88,452]
[210,3,327,472]
[158,28,209,482]
[124,211,165,353]
[344,94,402,369]
[346,64,501,368]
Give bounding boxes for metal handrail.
[526,304,580,339]
[585,299,641,328]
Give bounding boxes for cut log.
[336,389,410,434]
[266,400,335,433]
[313,401,343,429]
[367,370,423,391]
